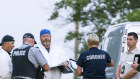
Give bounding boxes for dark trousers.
[12,78,24,79]
[83,76,106,79]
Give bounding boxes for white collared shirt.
[0,46,12,79]
[119,48,140,78]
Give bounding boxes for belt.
[12,76,34,79]
[12,77,25,79]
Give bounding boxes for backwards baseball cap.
[0,35,15,46]
[40,29,51,36]
[23,33,37,44]
[87,33,99,42]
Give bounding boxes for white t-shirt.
[37,43,69,79]
[0,47,12,79]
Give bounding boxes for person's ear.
[136,40,138,43]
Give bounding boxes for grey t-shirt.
[18,43,47,68]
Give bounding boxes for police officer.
[76,33,114,79]
[12,33,49,79]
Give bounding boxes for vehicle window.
[102,35,122,65]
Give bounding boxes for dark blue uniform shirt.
[76,47,111,79]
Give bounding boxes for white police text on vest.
[13,51,26,56]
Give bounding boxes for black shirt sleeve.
[106,53,111,63]
[76,53,84,67]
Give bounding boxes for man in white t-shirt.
[0,35,15,79]
[37,29,69,79]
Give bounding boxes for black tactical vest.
[12,46,38,78]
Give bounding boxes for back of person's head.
[23,33,37,46]
[87,33,99,46]
[40,29,51,36]
[128,32,138,40]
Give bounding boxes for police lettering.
[86,55,105,60]
[13,51,26,56]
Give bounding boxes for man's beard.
[42,39,51,47]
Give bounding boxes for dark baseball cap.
[23,33,37,44]
[0,35,15,46]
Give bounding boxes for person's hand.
[131,62,138,70]
[60,61,69,66]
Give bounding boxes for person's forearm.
[115,65,121,79]
[115,70,120,79]
[77,66,82,76]
[122,69,137,79]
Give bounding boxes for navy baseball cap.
[23,33,37,44]
[40,29,51,36]
[0,35,15,46]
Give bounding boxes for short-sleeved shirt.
[76,47,111,79]
[119,48,140,78]
[16,43,47,68]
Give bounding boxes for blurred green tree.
[121,9,140,22]
[48,0,140,78]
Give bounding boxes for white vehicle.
[101,22,140,79]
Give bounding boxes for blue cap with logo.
[40,29,51,36]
